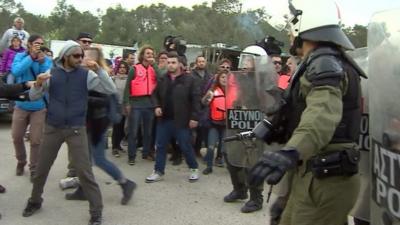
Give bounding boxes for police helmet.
[288,0,354,50]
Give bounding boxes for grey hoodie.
[0,26,30,53]
[29,40,116,100]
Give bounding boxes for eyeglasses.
[273,61,282,65]
[71,53,84,59]
[220,66,231,69]
[80,40,92,44]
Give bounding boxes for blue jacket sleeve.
[11,52,33,77]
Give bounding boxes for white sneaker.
[145,171,163,183]
[188,169,199,182]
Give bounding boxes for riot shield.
[348,47,371,222]
[224,51,279,168]
[368,9,400,225]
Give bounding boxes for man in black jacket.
[0,79,33,100]
[146,51,201,183]
[0,79,34,220]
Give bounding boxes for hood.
[55,40,82,68]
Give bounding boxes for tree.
[98,5,138,46]
[211,0,242,14]
[48,0,99,41]
[343,24,367,48]
[0,0,24,32]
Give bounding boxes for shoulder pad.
[306,54,344,87]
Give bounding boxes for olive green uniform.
[279,47,362,225]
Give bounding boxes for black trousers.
[112,116,126,149]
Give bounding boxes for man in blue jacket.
[11,34,52,181]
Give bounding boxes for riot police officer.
[249,0,366,224]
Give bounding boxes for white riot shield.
[224,51,279,168]
[348,47,370,222]
[368,8,400,225]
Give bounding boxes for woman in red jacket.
[202,70,230,174]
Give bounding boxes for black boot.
[270,196,288,225]
[223,190,248,202]
[0,184,5,193]
[66,169,77,178]
[202,167,213,175]
[241,189,263,213]
[120,179,137,205]
[22,198,42,217]
[65,186,87,201]
[354,218,370,225]
[172,157,182,166]
[88,215,102,225]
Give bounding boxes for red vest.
[130,64,157,97]
[278,74,291,90]
[225,74,238,109]
[210,87,226,121]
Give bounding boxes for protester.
[10,34,51,181]
[77,32,93,50]
[0,77,37,220]
[286,55,301,76]
[123,45,158,165]
[0,17,30,53]
[65,32,95,178]
[22,40,116,225]
[157,51,168,75]
[201,70,228,174]
[0,36,25,83]
[112,61,129,157]
[146,51,200,183]
[191,56,213,157]
[65,47,136,206]
[123,52,135,68]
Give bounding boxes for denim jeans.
[154,120,198,174]
[127,107,154,158]
[90,131,123,182]
[204,125,225,168]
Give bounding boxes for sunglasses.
[220,66,231,69]
[33,42,44,45]
[71,53,84,59]
[273,61,282,65]
[80,40,92,44]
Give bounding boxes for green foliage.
[47,0,100,41]
[0,0,367,53]
[343,24,367,48]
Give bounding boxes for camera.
[256,36,284,56]
[164,35,187,56]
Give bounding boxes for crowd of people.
[0,16,297,225]
[0,0,368,224]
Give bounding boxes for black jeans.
[112,116,126,149]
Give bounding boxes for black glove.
[249,150,299,186]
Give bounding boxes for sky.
[14,0,400,26]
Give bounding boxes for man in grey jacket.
[22,40,116,225]
[0,17,30,53]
